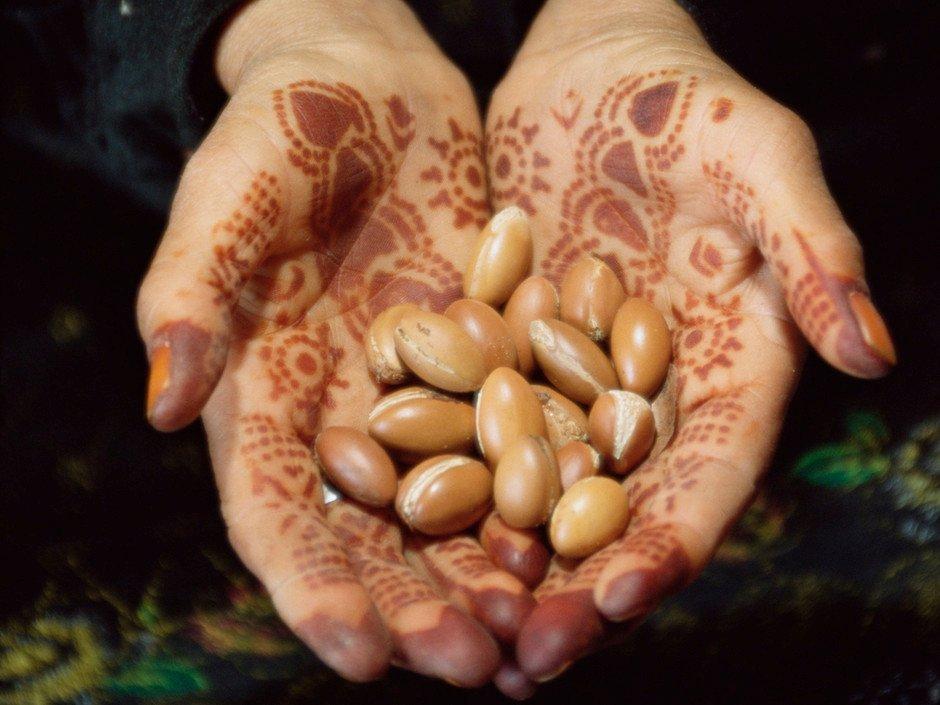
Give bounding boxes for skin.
[137,0,895,697]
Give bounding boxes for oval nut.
[394,310,487,392]
[463,206,533,306]
[610,297,672,397]
[556,440,602,491]
[559,255,626,341]
[364,303,420,384]
[531,384,590,449]
[475,367,547,466]
[528,319,618,404]
[368,386,476,458]
[588,390,655,474]
[444,298,518,372]
[395,455,492,535]
[493,436,562,529]
[314,427,398,507]
[549,476,631,559]
[502,276,559,376]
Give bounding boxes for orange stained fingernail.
[848,292,897,367]
[146,344,172,418]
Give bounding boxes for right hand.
[136,0,534,686]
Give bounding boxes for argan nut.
[369,386,475,458]
[503,276,559,376]
[649,364,678,460]
[494,436,562,529]
[610,298,672,397]
[478,511,550,589]
[394,310,487,392]
[444,298,518,372]
[556,440,602,491]
[396,455,492,535]
[559,255,626,341]
[528,319,618,404]
[476,367,547,466]
[531,384,590,449]
[314,427,397,507]
[364,303,420,384]
[549,476,630,559]
[588,390,655,474]
[464,206,533,306]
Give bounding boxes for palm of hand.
[483,52,893,678]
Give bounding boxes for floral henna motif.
[486,107,552,216]
[422,119,489,229]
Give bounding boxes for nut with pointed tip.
[394,311,487,393]
[531,384,590,449]
[528,319,618,404]
[464,206,533,306]
[476,367,547,466]
[444,298,518,372]
[368,386,475,459]
[556,440,602,491]
[494,436,562,529]
[559,255,626,341]
[503,276,559,376]
[314,427,398,507]
[610,298,672,397]
[395,455,492,535]
[588,391,655,474]
[364,303,420,384]
[549,476,631,559]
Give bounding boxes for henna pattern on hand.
[486,108,552,216]
[422,119,489,229]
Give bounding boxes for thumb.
[137,124,289,431]
[702,97,896,378]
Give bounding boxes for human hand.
[136,0,535,686]
[483,0,896,682]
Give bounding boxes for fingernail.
[146,344,172,418]
[847,292,896,367]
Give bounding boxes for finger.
[701,99,896,378]
[478,511,550,589]
[406,534,536,643]
[328,502,501,687]
[207,413,391,681]
[494,659,538,700]
[137,123,291,431]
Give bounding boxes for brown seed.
[528,319,618,404]
[368,386,475,459]
[588,391,655,474]
[314,427,398,507]
[444,298,518,372]
[394,310,487,392]
[649,364,678,460]
[476,367,547,466]
[531,384,590,449]
[478,511,550,589]
[503,276,559,376]
[494,436,562,529]
[549,476,630,559]
[396,455,492,535]
[559,255,626,341]
[610,298,672,397]
[364,303,420,384]
[556,440,602,491]
[464,206,533,306]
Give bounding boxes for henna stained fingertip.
[494,660,538,700]
[847,291,897,371]
[516,590,603,682]
[295,608,392,682]
[594,548,691,622]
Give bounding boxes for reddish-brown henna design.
[422,119,489,229]
[710,97,734,122]
[486,107,552,216]
[550,89,584,132]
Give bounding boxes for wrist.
[215,0,441,93]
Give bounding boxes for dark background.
[1,1,937,703]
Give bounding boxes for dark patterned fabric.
[1,1,937,703]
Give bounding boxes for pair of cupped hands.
[137,0,895,697]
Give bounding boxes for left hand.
[482,0,895,684]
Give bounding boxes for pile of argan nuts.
[314,206,676,560]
